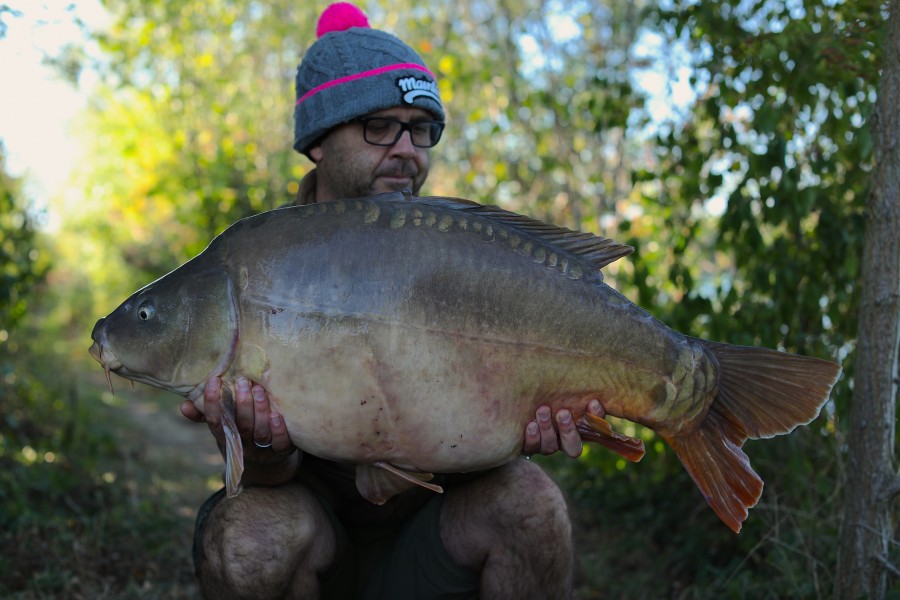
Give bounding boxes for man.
[181,4,603,598]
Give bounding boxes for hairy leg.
[439,459,574,599]
[197,483,336,600]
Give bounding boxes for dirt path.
[113,386,224,598]
[123,390,223,482]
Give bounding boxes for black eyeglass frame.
[354,117,446,148]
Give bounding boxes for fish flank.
[243,298,600,358]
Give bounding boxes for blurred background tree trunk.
[835,1,900,598]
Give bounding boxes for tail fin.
[663,339,841,533]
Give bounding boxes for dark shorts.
[193,487,478,599]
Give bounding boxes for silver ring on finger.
[254,440,272,449]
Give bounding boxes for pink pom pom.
[316,2,370,38]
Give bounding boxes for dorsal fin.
[412,195,633,272]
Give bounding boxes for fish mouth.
[89,319,121,367]
[90,318,123,393]
[88,339,122,370]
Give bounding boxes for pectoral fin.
[220,387,244,497]
[576,413,645,462]
[355,462,443,505]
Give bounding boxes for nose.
[389,130,417,157]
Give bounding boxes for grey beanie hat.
[293,3,445,157]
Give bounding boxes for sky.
[0,0,106,205]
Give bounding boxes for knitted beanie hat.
[293,2,445,157]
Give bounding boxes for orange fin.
[576,413,645,462]
[355,462,443,505]
[667,339,841,532]
[220,386,244,498]
[661,412,760,534]
[691,337,841,439]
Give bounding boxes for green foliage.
[0,386,200,598]
[399,0,647,231]
[644,0,878,356]
[0,143,47,335]
[68,0,318,286]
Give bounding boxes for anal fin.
[576,413,645,462]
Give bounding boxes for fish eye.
[137,302,155,321]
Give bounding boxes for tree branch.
[876,553,900,579]
[883,475,900,502]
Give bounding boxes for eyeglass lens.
[361,118,444,148]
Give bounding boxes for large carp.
[89,192,840,533]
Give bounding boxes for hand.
[522,400,605,458]
[180,376,296,468]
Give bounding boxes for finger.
[203,377,223,432]
[536,406,559,455]
[203,377,229,450]
[234,377,255,437]
[252,384,272,445]
[180,400,204,422]
[556,410,583,458]
[522,421,540,454]
[269,412,292,453]
[587,399,606,419]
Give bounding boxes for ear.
[309,144,324,162]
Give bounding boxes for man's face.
[309,107,436,201]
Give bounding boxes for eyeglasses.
[355,117,445,148]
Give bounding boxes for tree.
[836,1,900,597]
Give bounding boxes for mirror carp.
[89,192,841,533]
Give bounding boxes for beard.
[316,136,429,199]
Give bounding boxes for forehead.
[367,106,436,121]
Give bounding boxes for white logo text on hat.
[397,76,441,106]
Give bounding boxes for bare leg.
[439,459,574,600]
[197,483,336,600]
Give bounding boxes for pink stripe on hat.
[295,63,435,106]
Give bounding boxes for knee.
[198,485,334,599]
[441,460,574,596]
[444,460,571,547]
[494,460,570,531]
